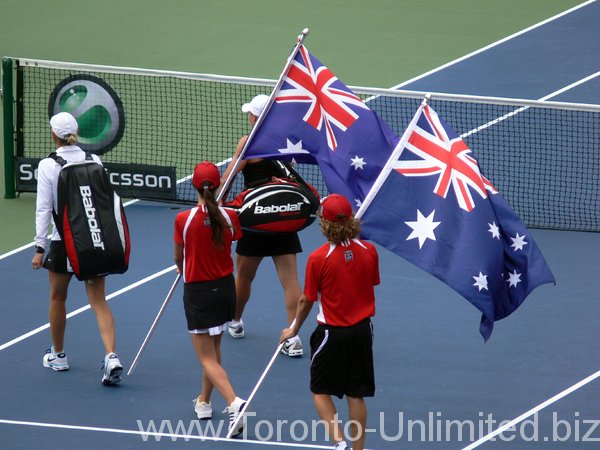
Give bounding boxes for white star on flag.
[511,233,528,251]
[506,269,522,288]
[350,155,366,170]
[277,139,310,155]
[354,198,362,208]
[405,209,441,249]
[473,272,488,291]
[488,222,500,239]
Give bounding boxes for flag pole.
[217,28,310,202]
[225,319,297,439]
[127,274,181,376]
[355,94,431,219]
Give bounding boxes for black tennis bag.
[50,153,131,280]
[226,162,320,234]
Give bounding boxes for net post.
[2,57,16,199]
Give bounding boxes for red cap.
[192,161,220,190]
[321,194,352,223]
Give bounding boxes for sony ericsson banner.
[16,157,177,200]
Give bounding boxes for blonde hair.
[319,215,361,245]
[54,133,78,145]
[65,134,78,145]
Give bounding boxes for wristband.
[35,246,45,254]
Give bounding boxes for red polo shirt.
[304,238,380,326]
[174,206,242,283]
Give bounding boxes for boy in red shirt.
[281,194,380,450]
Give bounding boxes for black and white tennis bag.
[50,153,131,280]
[226,161,320,234]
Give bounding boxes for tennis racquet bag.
[227,177,320,233]
[50,153,131,280]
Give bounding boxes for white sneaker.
[101,352,123,385]
[334,441,348,449]
[193,395,212,419]
[227,397,247,437]
[228,320,245,339]
[281,335,303,357]
[42,347,69,371]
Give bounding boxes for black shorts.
[43,240,73,274]
[183,275,235,331]
[236,232,302,257]
[310,319,375,399]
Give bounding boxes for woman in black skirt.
[174,161,246,437]
[220,94,304,357]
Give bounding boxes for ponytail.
[201,187,230,248]
[55,133,78,146]
[65,134,78,145]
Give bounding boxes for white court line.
[0,160,234,262]
[461,69,600,138]
[0,419,332,449]
[537,70,600,101]
[0,265,175,351]
[463,368,600,449]
[2,6,597,444]
[0,241,37,260]
[0,159,234,348]
[391,0,598,90]
[0,1,596,261]
[0,198,139,262]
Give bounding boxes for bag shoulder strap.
[48,151,95,168]
[273,160,310,187]
[48,151,67,167]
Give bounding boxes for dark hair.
[199,186,230,248]
[319,215,361,245]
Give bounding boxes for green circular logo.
[48,74,125,154]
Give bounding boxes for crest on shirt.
[344,249,353,262]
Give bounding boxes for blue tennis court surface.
[2,2,600,448]
[397,0,600,102]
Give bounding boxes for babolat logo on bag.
[79,185,105,250]
[228,179,320,234]
[254,202,304,214]
[50,153,131,280]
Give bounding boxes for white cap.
[241,94,269,117]
[50,112,78,139]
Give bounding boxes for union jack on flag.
[395,104,497,212]
[242,44,398,207]
[275,45,368,151]
[358,103,555,340]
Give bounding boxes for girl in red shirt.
[174,161,246,437]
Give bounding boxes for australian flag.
[242,44,398,209]
[358,103,556,340]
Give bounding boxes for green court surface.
[0,0,583,254]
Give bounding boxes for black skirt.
[183,274,235,330]
[236,232,302,257]
[43,240,73,274]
